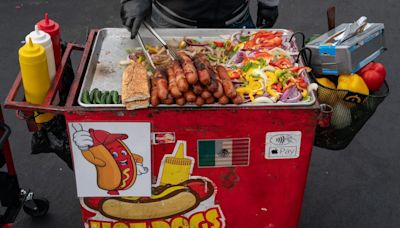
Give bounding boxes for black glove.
[256,2,279,28]
[120,0,152,39]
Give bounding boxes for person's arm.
[257,0,279,28]
[120,0,152,39]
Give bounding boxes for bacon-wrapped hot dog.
[192,82,203,95]
[206,68,218,93]
[201,90,212,100]
[205,96,215,104]
[193,55,211,85]
[162,93,174,105]
[216,65,237,98]
[195,96,205,106]
[166,67,182,98]
[213,80,224,98]
[172,61,189,93]
[175,96,186,106]
[154,70,169,100]
[232,94,244,105]
[184,91,196,103]
[218,95,229,105]
[178,52,198,85]
[150,79,160,106]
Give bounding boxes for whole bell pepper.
[337,74,369,95]
[316,77,336,89]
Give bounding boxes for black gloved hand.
[120,0,152,39]
[256,2,279,28]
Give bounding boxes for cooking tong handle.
[136,32,156,71]
[143,21,168,47]
[142,21,178,60]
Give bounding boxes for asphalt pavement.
[1,0,399,227]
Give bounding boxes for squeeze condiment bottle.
[160,141,193,185]
[36,13,61,67]
[18,38,54,123]
[26,25,56,81]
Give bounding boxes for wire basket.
[313,75,389,150]
[294,46,389,150]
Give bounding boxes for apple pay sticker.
[265,131,301,159]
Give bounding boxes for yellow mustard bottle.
[18,38,54,123]
[160,141,193,185]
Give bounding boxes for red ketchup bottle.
[36,13,62,67]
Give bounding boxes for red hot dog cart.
[6,28,319,228]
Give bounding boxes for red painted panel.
[66,106,317,228]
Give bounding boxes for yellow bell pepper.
[266,71,278,97]
[236,87,255,101]
[337,74,369,95]
[316,77,336,89]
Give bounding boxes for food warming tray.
[78,28,316,108]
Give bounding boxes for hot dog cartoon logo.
[81,141,226,228]
[69,122,151,197]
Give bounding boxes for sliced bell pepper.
[213,41,224,48]
[271,58,293,69]
[236,87,255,101]
[296,78,308,89]
[228,70,241,79]
[290,66,312,73]
[253,52,272,60]
[224,40,233,52]
[244,40,256,49]
[258,36,282,47]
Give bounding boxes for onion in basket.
[330,101,352,129]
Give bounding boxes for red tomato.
[361,70,385,92]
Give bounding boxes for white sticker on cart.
[152,132,176,145]
[265,131,301,159]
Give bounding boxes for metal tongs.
[136,21,178,71]
[333,16,368,45]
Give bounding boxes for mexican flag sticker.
[197,138,250,168]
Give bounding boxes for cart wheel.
[23,198,49,217]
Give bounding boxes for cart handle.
[0,122,11,150]
[4,30,98,114]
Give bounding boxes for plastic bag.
[31,115,73,169]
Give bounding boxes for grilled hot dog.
[166,67,182,98]
[172,61,189,92]
[178,52,198,84]
[216,65,237,98]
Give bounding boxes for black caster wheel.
[23,197,49,217]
